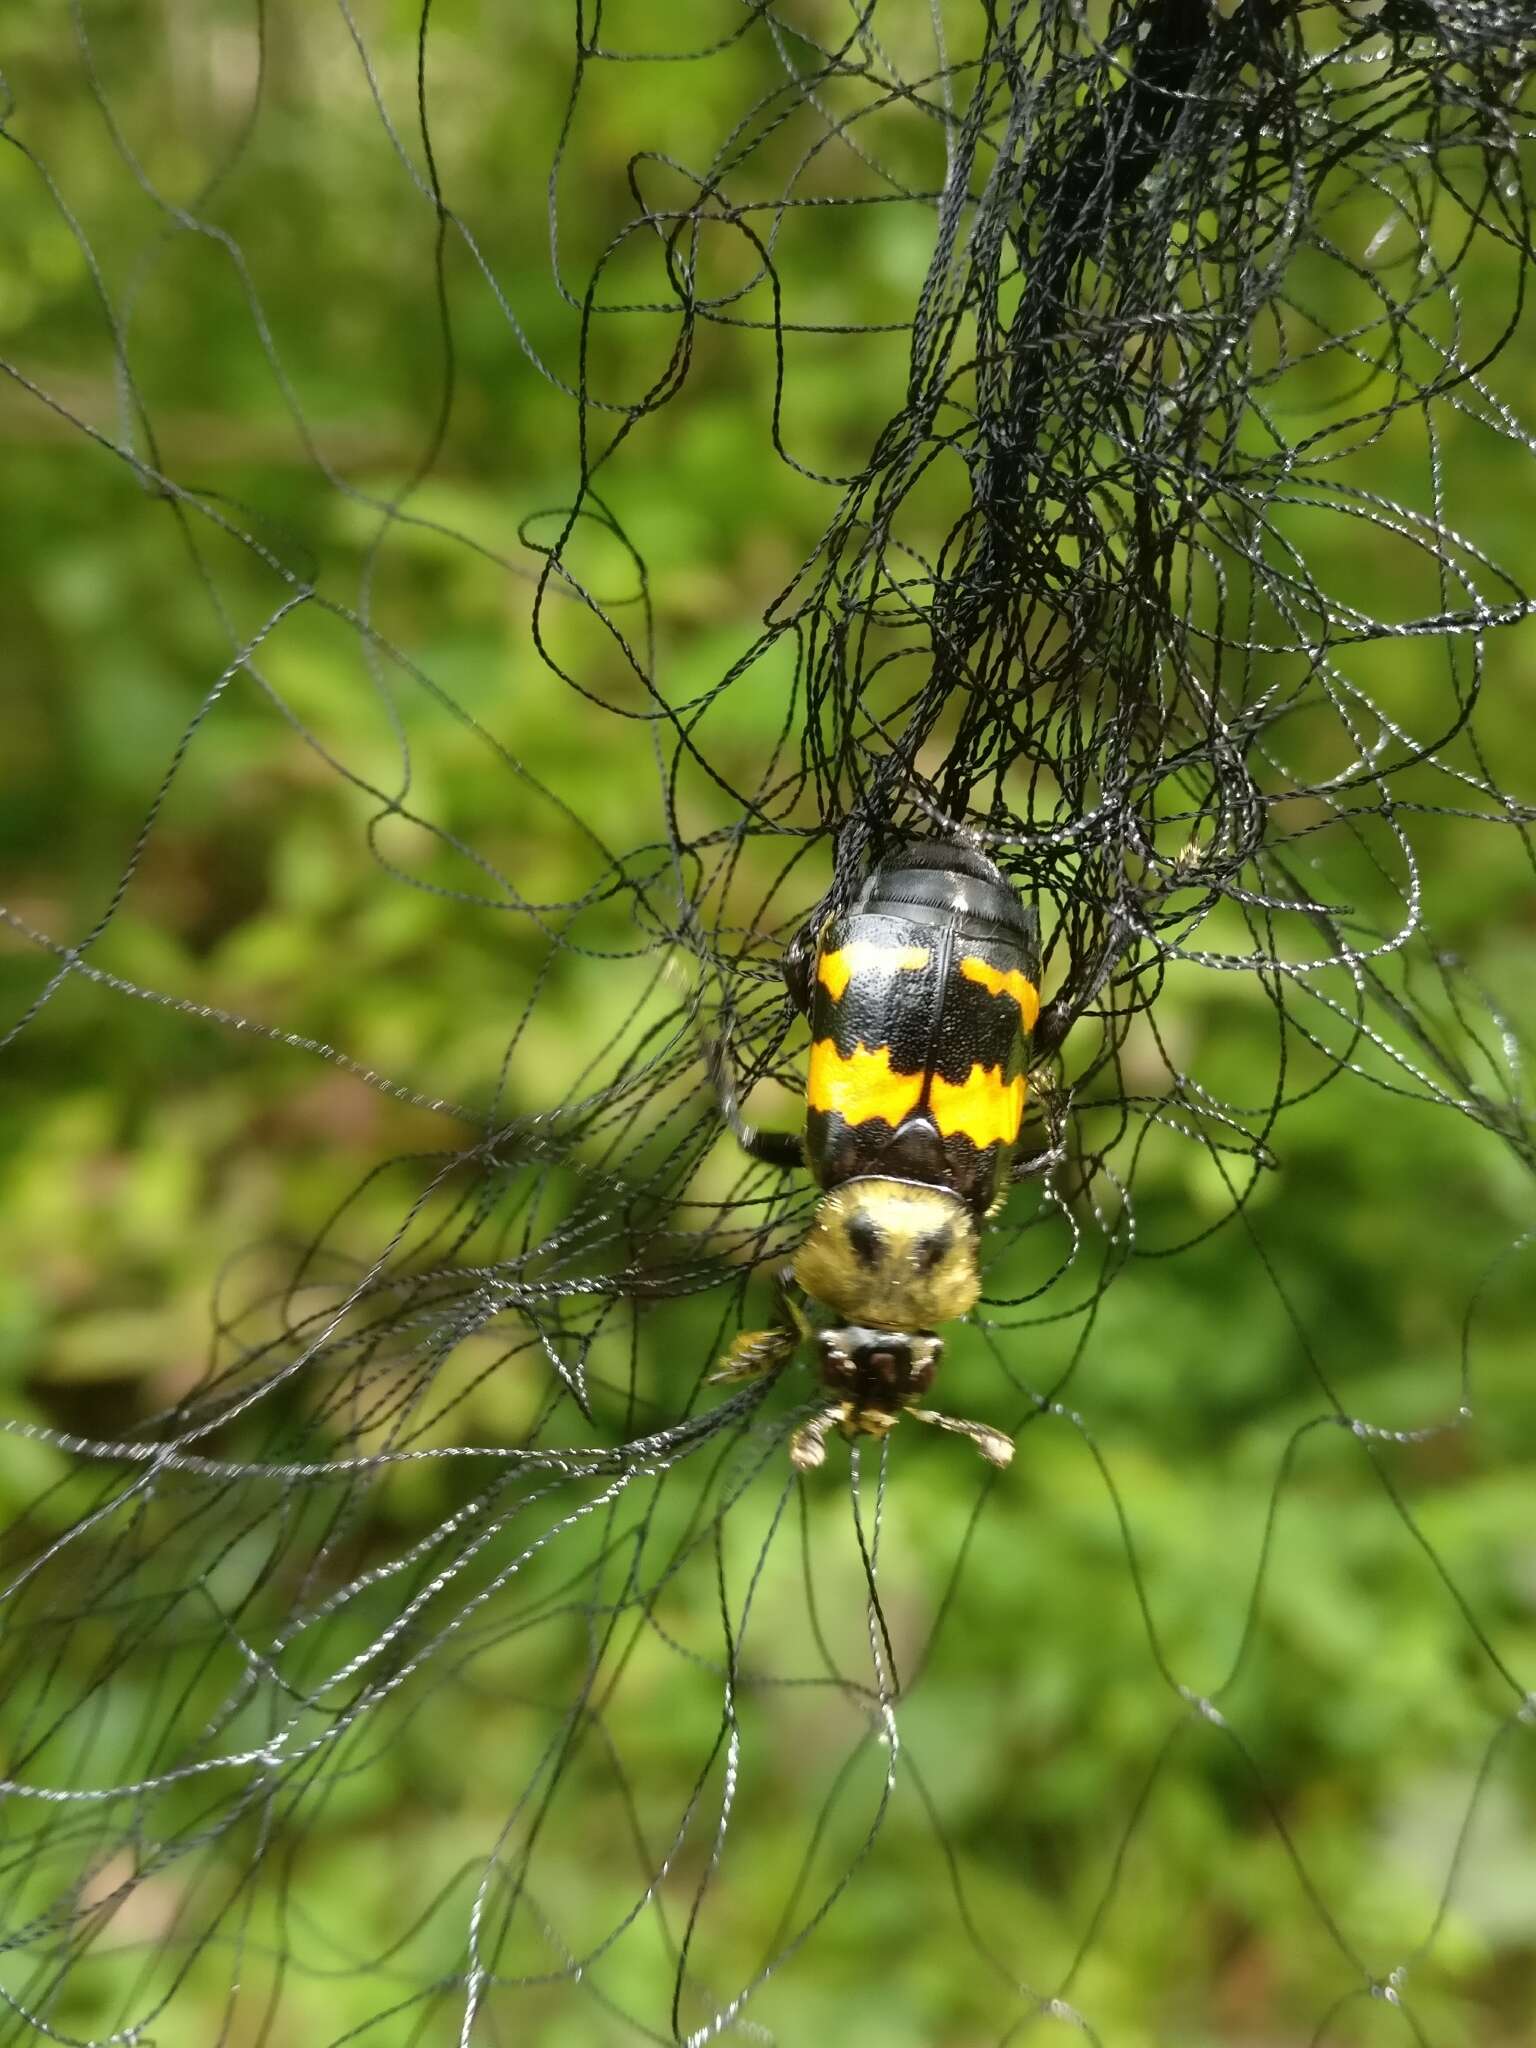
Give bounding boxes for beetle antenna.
[906,1408,1015,1467]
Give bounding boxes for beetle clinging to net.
[713,840,1050,1469]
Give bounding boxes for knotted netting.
[1,2,1535,2042]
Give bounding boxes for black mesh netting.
[2,3,1536,2043]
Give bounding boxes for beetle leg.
[710,1267,808,1384]
[905,1407,1015,1467]
[789,1404,848,1471]
[704,1032,805,1171]
[769,1262,810,1325]
[781,921,819,1016]
[1010,1071,1068,1184]
[1010,1138,1067,1184]
[709,1325,797,1384]
[845,1406,900,1442]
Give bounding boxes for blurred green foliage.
[2,7,1535,2044]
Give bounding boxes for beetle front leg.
[710,1266,808,1383]
[709,1324,798,1384]
[788,1404,848,1471]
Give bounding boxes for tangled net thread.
[1,3,1534,2042]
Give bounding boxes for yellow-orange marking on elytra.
[928,1064,1026,1149]
[958,956,1041,1030]
[816,942,930,1003]
[807,1039,925,1128]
